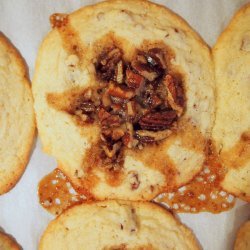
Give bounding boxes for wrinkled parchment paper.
[0,1,249,249]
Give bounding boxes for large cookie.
[39,200,200,250]
[0,231,21,250]
[0,33,35,194]
[212,3,250,202]
[33,0,215,200]
[234,221,250,250]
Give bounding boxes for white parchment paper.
[0,1,249,249]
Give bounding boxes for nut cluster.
[71,46,185,170]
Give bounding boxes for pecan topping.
[69,46,185,171]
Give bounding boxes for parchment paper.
[0,1,249,249]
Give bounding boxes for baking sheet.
[0,1,249,249]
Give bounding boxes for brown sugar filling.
[68,47,185,171]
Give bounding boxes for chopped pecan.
[112,128,125,141]
[110,96,125,104]
[148,48,166,69]
[115,60,124,84]
[125,69,145,89]
[102,90,111,107]
[164,74,184,116]
[102,142,121,158]
[111,103,122,113]
[136,54,147,64]
[74,110,89,122]
[165,74,177,100]
[102,114,121,128]
[101,128,112,139]
[108,83,135,100]
[98,108,111,122]
[126,101,136,118]
[122,132,131,148]
[83,88,92,99]
[143,91,162,109]
[76,101,95,113]
[135,129,172,143]
[131,60,159,81]
[139,111,177,131]
[122,122,135,148]
[96,48,122,81]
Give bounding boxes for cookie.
[0,231,21,250]
[0,33,35,194]
[234,221,250,250]
[39,200,200,250]
[33,0,215,200]
[212,3,250,202]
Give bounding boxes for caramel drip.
[39,140,236,216]
[38,169,85,215]
[156,146,235,213]
[50,13,85,61]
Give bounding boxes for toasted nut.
[136,129,172,142]
[139,111,177,131]
[164,74,184,116]
[131,60,159,81]
[108,83,135,99]
[126,69,145,88]
[116,61,124,84]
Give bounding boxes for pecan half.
[139,111,177,131]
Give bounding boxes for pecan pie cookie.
[213,3,250,202]
[0,231,21,250]
[33,0,215,200]
[234,221,250,250]
[39,200,200,250]
[0,33,35,194]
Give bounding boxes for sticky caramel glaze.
[81,120,205,191]
[38,143,234,215]
[38,169,85,215]
[156,141,235,213]
[50,13,85,62]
